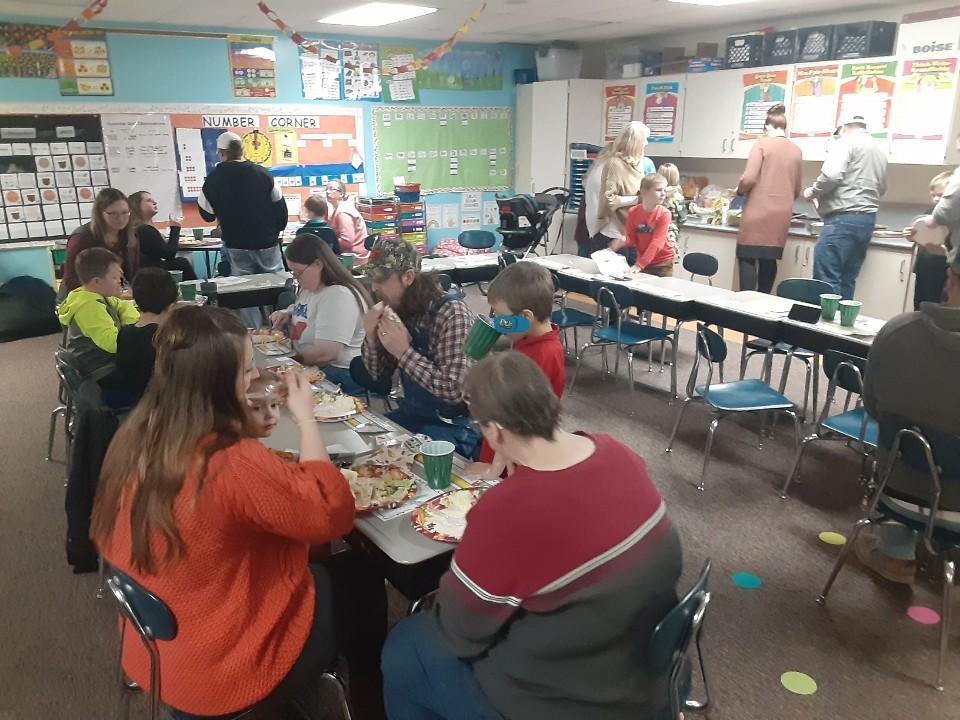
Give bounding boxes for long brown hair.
[398,271,444,322]
[285,234,372,314]
[90,187,139,276]
[91,306,249,574]
[126,190,152,232]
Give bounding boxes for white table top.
[181,272,291,294]
[696,290,800,319]
[781,314,884,345]
[422,253,500,272]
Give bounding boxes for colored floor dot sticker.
[907,606,941,625]
[819,531,847,546]
[781,671,818,695]
[732,572,762,589]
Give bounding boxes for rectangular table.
[422,253,501,285]
[779,315,881,358]
[181,272,291,310]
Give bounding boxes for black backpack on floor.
[0,276,61,343]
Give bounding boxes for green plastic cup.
[839,300,862,328]
[819,294,841,322]
[179,281,197,301]
[169,269,183,283]
[192,228,204,241]
[340,253,357,271]
[421,440,455,490]
[463,316,501,360]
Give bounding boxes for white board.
[101,113,180,218]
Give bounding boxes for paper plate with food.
[313,392,365,421]
[267,447,299,462]
[342,464,418,513]
[412,488,484,543]
[251,328,286,345]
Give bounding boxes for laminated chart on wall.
[837,61,897,139]
[643,82,679,144]
[342,43,382,101]
[603,85,636,143]
[0,114,107,242]
[227,35,277,99]
[373,106,513,194]
[170,112,365,214]
[890,57,958,162]
[102,114,179,218]
[418,49,503,91]
[739,70,788,139]
[790,64,840,138]
[381,46,420,102]
[300,41,343,101]
[54,30,112,97]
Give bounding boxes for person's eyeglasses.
[290,261,318,280]
[104,210,130,217]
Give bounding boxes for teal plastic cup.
[463,316,500,360]
[179,282,197,301]
[819,294,841,322]
[192,228,204,241]
[169,270,183,283]
[421,440,455,490]
[839,300,862,328]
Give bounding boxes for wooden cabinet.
[678,227,738,288]
[680,70,743,159]
[853,245,914,320]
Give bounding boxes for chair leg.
[47,406,65,461]
[697,416,722,492]
[816,517,873,605]
[669,335,678,399]
[739,335,750,379]
[659,316,667,374]
[781,435,817,499]
[936,559,954,691]
[321,672,354,720]
[761,349,774,384]
[801,361,812,423]
[97,555,106,599]
[568,343,593,393]
[665,398,693,452]
[627,350,635,392]
[811,354,821,422]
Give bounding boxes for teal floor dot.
[732,572,762,589]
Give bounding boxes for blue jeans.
[322,364,366,396]
[812,213,876,300]
[382,613,503,720]
[223,246,285,328]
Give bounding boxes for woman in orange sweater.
[91,305,386,718]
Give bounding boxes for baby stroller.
[496,187,570,258]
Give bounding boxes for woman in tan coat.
[595,122,656,260]
[735,104,803,292]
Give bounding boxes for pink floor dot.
[907,606,941,625]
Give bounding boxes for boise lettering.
[912,42,954,53]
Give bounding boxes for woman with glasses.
[61,188,139,295]
[325,179,370,265]
[382,351,683,720]
[270,234,371,395]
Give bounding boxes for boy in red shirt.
[616,173,675,276]
[470,261,565,475]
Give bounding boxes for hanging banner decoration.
[382,45,420,102]
[228,34,277,99]
[603,85,636,143]
[837,61,898,139]
[419,49,503,91]
[739,70,788,139]
[890,58,959,163]
[643,82,679,144]
[0,23,59,78]
[789,64,840,138]
[300,40,343,100]
[55,30,112,96]
[256,1,486,75]
[342,42,381,101]
[0,0,109,58]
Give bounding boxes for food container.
[394,183,421,203]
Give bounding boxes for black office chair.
[682,252,719,285]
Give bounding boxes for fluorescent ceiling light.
[668,0,756,5]
[318,3,437,27]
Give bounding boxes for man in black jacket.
[198,131,289,323]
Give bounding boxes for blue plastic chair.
[666,324,802,491]
[105,566,353,720]
[781,350,878,499]
[549,272,594,356]
[457,230,496,251]
[569,283,677,396]
[817,423,960,691]
[648,560,712,718]
[683,252,719,285]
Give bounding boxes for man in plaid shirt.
[351,238,482,458]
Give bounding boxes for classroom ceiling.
[2,0,907,44]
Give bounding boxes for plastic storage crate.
[726,32,765,69]
[832,21,897,60]
[797,26,834,62]
[763,31,798,65]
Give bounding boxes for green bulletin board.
[373,106,513,193]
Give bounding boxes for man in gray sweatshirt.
[803,113,888,300]
[857,249,960,583]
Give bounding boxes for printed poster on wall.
[0,22,58,79]
[603,85,636,143]
[643,82,679,144]
[789,64,840,138]
[837,61,897,138]
[891,58,958,143]
[54,31,112,96]
[342,42,381,101]
[300,41,343,101]
[419,49,503,91]
[228,35,277,99]
[739,70,787,139]
[381,45,419,102]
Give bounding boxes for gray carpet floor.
[1,289,957,719]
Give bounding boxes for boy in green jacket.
[58,247,139,379]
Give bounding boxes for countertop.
[0,240,56,251]
[681,219,914,251]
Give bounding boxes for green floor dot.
[819,531,847,546]
[781,671,818,695]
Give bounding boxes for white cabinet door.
[515,81,569,195]
[853,246,913,320]
[567,79,604,147]
[680,70,743,159]
[637,74,686,158]
[775,237,812,286]
[731,65,795,160]
[678,228,738,289]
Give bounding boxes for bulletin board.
[372,106,512,194]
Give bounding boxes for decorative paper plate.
[412,488,484,543]
[344,464,418,513]
[256,340,294,356]
[251,328,286,344]
[313,393,365,421]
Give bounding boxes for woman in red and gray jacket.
[382,351,683,720]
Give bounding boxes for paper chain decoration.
[1,0,109,55]
[257,1,487,75]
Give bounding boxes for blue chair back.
[822,350,866,396]
[777,278,833,305]
[106,567,178,642]
[54,349,85,395]
[695,324,728,364]
[648,560,712,716]
[458,230,496,250]
[498,251,518,271]
[683,252,718,279]
[363,234,379,251]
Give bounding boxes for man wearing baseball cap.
[856,247,960,583]
[802,112,888,300]
[350,238,482,458]
[198,131,289,323]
